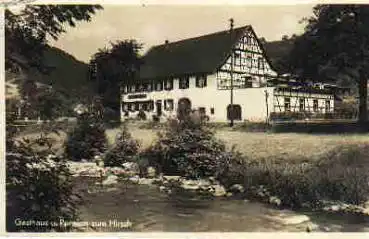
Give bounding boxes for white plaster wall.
[121,73,275,122]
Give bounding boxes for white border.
[2,1,369,238]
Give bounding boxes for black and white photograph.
[3,2,369,234]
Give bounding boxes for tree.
[89,40,143,120]
[5,4,103,73]
[287,5,369,123]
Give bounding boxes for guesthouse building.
[120,25,337,122]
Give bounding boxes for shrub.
[64,112,108,161]
[313,144,369,205]
[142,114,243,179]
[104,124,140,167]
[6,125,81,232]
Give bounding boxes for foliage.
[90,40,143,120]
[287,5,369,122]
[225,144,369,209]
[6,122,81,232]
[64,112,108,161]
[104,124,140,167]
[5,5,102,73]
[142,115,244,179]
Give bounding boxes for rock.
[138,178,155,185]
[122,162,140,174]
[281,215,310,225]
[212,184,227,197]
[128,175,140,183]
[226,192,233,197]
[101,175,118,185]
[229,184,245,193]
[159,186,167,192]
[147,167,156,178]
[163,176,182,181]
[269,196,282,207]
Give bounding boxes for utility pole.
[229,18,234,127]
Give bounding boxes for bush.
[64,112,108,161]
[230,144,369,209]
[6,126,81,232]
[104,124,140,167]
[313,144,369,205]
[142,114,243,179]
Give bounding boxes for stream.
[75,177,369,232]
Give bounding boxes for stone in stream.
[122,162,140,174]
[146,167,156,178]
[229,184,245,194]
[99,175,118,186]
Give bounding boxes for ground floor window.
[299,98,305,112]
[313,99,319,112]
[227,104,242,120]
[325,100,331,112]
[210,108,215,115]
[164,99,174,111]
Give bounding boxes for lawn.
[106,125,369,162]
[15,122,369,162]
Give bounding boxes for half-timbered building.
[120,25,338,122]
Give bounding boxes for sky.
[47,4,315,63]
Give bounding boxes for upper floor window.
[257,57,264,70]
[164,79,173,90]
[179,77,189,89]
[284,97,291,112]
[145,82,153,92]
[243,76,252,88]
[196,75,207,88]
[123,85,128,94]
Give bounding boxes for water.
[76,177,369,232]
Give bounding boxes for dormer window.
[179,77,189,89]
[165,79,173,90]
[146,82,152,92]
[131,85,136,93]
[196,75,207,88]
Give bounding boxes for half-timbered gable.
[217,28,277,90]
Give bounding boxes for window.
[243,76,253,88]
[299,98,305,112]
[257,57,264,70]
[313,99,319,112]
[155,81,163,91]
[123,86,128,94]
[134,102,139,111]
[164,79,173,90]
[142,102,148,111]
[148,101,154,111]
[179,77,189,89]
[210,108,215,115]
[129,103,135,112]
[146,82,152,92]
[131,85,136,93]
[199,107,206,115]
[196,75,207,88]
[284,97,291,112]
[122,103,128,111]
[164,99,174,111]
[325,100,331,112]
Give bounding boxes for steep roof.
[139,26,251,80]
